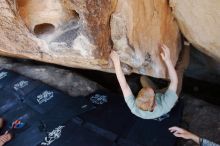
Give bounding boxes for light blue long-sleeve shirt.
[124,89,178,119]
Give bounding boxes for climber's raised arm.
[160,45,178,93]
[110,50,133,98]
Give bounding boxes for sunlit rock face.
[17,0,76,35]
[0,0,181,78]
[111,0,181,78]
[169,0,220,61]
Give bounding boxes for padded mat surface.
[80,90,183,146]
[0,69,183,146]
[0,69,95,146]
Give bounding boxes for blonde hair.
[135,87,155,111]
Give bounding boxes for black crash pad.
[80,90,137,137]
[37,121,113,146]
[79,90,183,146]
[3,75,41,101]
[0,90,20,115]
[0,69,95,146]
[34,90,182,146]
[0,69,19,89]
[0,69,183,146]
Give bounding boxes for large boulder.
[0,0,181,78]
[111,0,181,78]
[169,0,220,61]
[0,0,115,70]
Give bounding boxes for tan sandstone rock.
[0,0,181,78]
[169,0,220,61]
[111,0,181,78]
[0,0,115,69]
